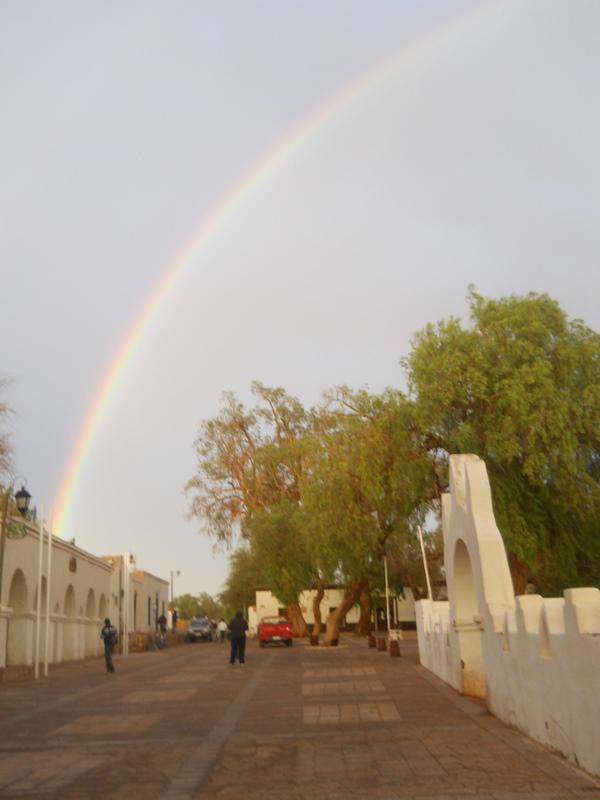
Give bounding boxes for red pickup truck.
[258,616,293,647]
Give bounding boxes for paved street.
[0,637,598,800]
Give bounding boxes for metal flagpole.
[43,512,53,678]
[417,525,434,600]
[34,506,44,680]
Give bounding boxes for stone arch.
[32,576,48,613]
[453,538,486,699]
[63,585,77,660]
[6,569,32,665]
[8,569,28,612]
[98,594,107,619]
[85,589,96,619]
[64,585,76,616]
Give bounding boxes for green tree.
[305,387,435,644]
[171,593,201,620]
[196,592,225,620]
[186,383,314,635]
[218,547,264,620]
[405,290,600,593]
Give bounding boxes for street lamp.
[0,480,32,610]
[170,569,180,604]
[14,486,31,517]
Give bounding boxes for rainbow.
[53,2,488,538]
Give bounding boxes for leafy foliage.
[304,387,435,588]
[218,547,264,618]
[170,593,201,620]
[405,290,600,591]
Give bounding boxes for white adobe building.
[249,586,416,635]
[0,516,168,671]
[103,554,169,638]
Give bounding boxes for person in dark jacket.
[100,617,118,673]
[228,610,249,665]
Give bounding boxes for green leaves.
[407,291,600,591]
[187,289,600,601]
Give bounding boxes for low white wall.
[416,455,600,778]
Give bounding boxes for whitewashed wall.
[416,455,600,777]
[0,519,111,669]
[1,530,170,670]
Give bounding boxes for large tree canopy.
[187,290,600,637]
[186,383,315,635]
[405,290,600,592]
[301,387,436,641]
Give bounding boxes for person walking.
[100,617,118,673]
[217,618,227,642]
[228,610,248,665]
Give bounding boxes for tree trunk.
[323,581,364,646]
[311,581,325,644]
[509,556,529,596]
[355,587,371,636]
[287,601,310,638]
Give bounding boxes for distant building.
[102,555,169,639]
[0,517,168,671]
[248,586,416,634]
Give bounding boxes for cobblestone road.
[0,637,598,799]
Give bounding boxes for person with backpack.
[100,617,118,673]
[228,610,248,665]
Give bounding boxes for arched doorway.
[6,569,31,665]
[85,588,97,656]
[63,585,77,660]
[453,539,486,699]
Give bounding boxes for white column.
[34,507,44,679]
[43,514,53,677]
[418,525,433,600]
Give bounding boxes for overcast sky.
[2,0,599,598]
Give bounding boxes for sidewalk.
[0,636,597,799]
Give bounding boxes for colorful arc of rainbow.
[53,4,486,538]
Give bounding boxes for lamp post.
[170,569,180,604]
[0,482,31,607]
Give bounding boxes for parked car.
[186,617,213,642]
[258,616,293,647]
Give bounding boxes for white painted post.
[34,507,44,679]
[418,525,434,600]
[122,553,129,657]
[43,512,53,677]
